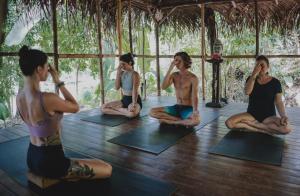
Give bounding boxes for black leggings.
[27,143,70,178]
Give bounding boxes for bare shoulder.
[189,72,199,82]
[133,71,140,77]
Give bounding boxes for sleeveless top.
[17,91,63,138]
[121,71,134,95]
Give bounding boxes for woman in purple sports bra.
[16,45,112,180]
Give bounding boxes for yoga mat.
[209,130,284,166]
[81,112,147,127]
[108,112,219,154]
[0,137,176,196]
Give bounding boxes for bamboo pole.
[1,52,300,59]
[128,0,133,54]
[96,0,105,105]
[117,0,122,55]
[51,0,59,71]
[201,4,206,100]
[155,22,161,96]
[255,0,259,56]
[142,17,146,100]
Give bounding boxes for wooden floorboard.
[0,96,299,196]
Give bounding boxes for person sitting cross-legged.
[225,55,292,135]
[101,53,142,118]
[150,52,200,127]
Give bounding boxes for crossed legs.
[101,100,141,118]
[225,112,291,135]
[150,107,200,127]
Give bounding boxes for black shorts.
[27,143,70,178]
[121,95,142,109]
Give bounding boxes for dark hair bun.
[120,53,135,66]
[18,45,30,58]
[18,45,48,76]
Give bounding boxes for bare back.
[172,71,197,106]
[17,90,62,146]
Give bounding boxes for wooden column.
[116,0,122,55]
[142,18,146,100]
[201,4,206,100]
[255,0,259,56]
[155,22,161,96]
[51,0,59,71]
[128,0,133,54]
[96,0,105,105]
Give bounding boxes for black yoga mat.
[0,137,176,196]
[209,130,284,166]
[81,112,147,127]
[108,112,219,154]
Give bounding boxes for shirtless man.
[150,52,200,127]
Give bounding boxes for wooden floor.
[0,96,300,196]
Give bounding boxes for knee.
[100,104,107,111]
[126,112,137,118]
[282,126,292,135]
[103,163,112,178]
[225,118,234,129]
[149,109,157,118]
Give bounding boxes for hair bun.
[18,45,30,57]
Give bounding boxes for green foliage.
[0,101,10,127]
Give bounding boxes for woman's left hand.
[280,116,288,126]
[128,103,136,112]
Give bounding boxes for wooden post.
[201,4,206,100]
[51,0,59,71]
[116,0,122,55]
[128,0,133,54]
[96,0,105,105]
[155,22,161,96]
[142,17,146,100]
[255,0,259,56]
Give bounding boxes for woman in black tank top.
[225,55,291,135]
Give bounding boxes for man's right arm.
[161,62,175,90]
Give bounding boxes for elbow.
[73,103,80,113]
[161,84,167,90]
[245,90,251,96]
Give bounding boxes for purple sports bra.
[17,91,63,138]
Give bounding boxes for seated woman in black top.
[225,55,291,134]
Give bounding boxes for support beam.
[51,0,59,71]
[128,0,133,54]
[0,0,8,48]
[142,17,146,100]
[155,23,161,96]
[255,0,259,56]
[201,4,206,100]
[96,0,105,105]
[116,0,122,55]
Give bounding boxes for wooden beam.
[158,6,177,25]
[142,17,146,100]
[51,0,59,71]
[117,0,122,55]
[1,52,300,59]
[96,0,105,105]
[201,4,206,100]
[255,0,259,56]
[155,23,161,96]
[0,0,8,48]
[128,0,133,54]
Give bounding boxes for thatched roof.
[19,0,300,34]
